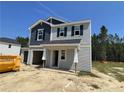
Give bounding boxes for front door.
[52,50,59,67]
[32,51,43,65]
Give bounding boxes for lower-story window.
[60,50,66,61]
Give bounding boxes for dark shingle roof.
[0,37,20,45]
[40,39,81,45]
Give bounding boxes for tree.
[16,36,29,47]
[92,34,100,61]
[106,34,115,61]
[98,26,108,62]
[92,26,124,62]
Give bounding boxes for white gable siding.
[0,43,21,55]
[51,22,90,45]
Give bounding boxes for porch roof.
[40,39,81,46]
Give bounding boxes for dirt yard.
[0,64,124,92]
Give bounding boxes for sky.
[0,1,124,39]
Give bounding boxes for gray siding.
[30,22,51,45]
[77,47,92,72]
[51,21,91,71]
[59,49,74,70]
[59,47,91,72]
[51,22,90,45]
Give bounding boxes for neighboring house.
[22,17,92,72]
[0,37,21,55]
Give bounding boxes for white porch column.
[20,50,24,63]
[42,48,46,60]
[50,49,53,67]
[74,48,79,73]
[27,49,33,65]
[42,48,46,68]
[74,48,78,63]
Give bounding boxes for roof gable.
[47,17,67,24]
[29,19,53,30]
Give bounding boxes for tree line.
[92,26,124,62]
[16,36,29,47]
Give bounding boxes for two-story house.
[22,17,92,72]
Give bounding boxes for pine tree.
[98,26,108,62]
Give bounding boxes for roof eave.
[0,41,21,46]
[28,19,91,30]
[51,19,91,27]
[47,16,67,23]
[40,43,80,47]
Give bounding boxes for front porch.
[21,44,80,70]
[44,45,79,70]
[21,38,82,70]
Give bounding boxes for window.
[37,29,44,41]
[57,27,67,37]
[61,50,66,61]
[75,30,80,35]
[74,26,80,35]
[59,27,65,36]
[71,25,83,36]
[8,44,11,48]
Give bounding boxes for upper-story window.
[37,29,44,41]
[8,44,11,48]
[74,26,80,35]
[57,27,67,37]
[71,25,83,36]
[60,27,64,36]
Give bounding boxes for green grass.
[93,61,124,82]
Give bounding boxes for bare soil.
[0,64,124,92]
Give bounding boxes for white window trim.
[37,29,44,41]
[74,25,80,36]
[60,50,66,61]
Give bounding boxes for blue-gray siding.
[30,22,51,45]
